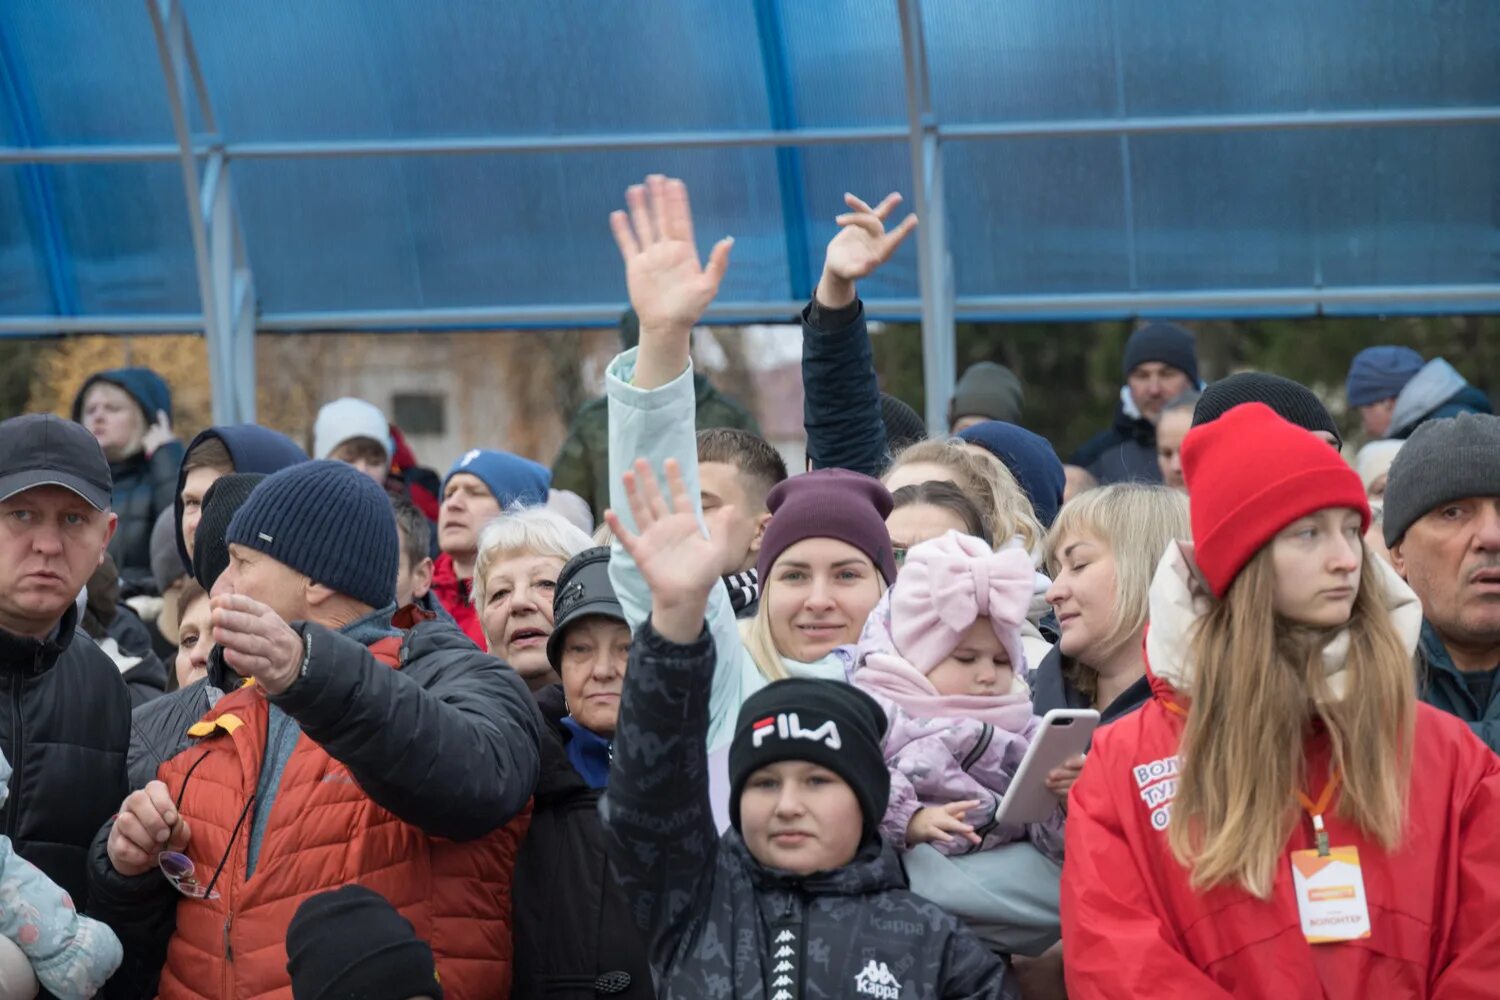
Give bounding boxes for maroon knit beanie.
[757,469,897,584]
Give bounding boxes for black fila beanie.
[728,679,890,843]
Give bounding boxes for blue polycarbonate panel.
[39,163,199,314]
[234,148,792,313]
[944,137,1131,296]
[779,0,906,128]
[0,3,176,145]
[2,1,1497,325]
[795,142,917,299]
[0,167,52,314]
[181,0,774,141]
[1126,125,1500,291]
[924,0,1500,123]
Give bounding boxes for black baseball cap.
[546,546,625,669]
[0,414,113,511]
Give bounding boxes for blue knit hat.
[1345,346,1424,408]
[957,420,1067,527]
[443,449,550,508]
[226,460,398,609]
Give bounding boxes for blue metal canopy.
[2,1,1498,427]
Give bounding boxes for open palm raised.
[609,175,734,334]
[605,458,732,608]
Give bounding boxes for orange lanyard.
[1296,770,1342,857]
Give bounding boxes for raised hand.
[210,593,306,695]
[142,409,176,458]
[907,799,983,847]
[605,458,732,642]
[609,175,734,389]
[816,192,919,309]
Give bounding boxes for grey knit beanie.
[1383,412,1500,547]
[949,362,1025,426]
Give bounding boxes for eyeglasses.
[158,751,255,902]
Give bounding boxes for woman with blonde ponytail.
[1061,403,1500,999]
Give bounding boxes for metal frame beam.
[5,106,1499,165]
[146,0,257,424]
[3,282,1500,337]
[897,0,955,436]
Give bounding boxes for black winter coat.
[126,646,236,789]
[513,685,653,999]
[0,603,131,912]
[1069,402,1161,485]
[802,299,891,479]
[1028,645,1151,730]
[602,622,1016,1000]
[104,443,185,597]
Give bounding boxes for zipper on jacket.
[221,908,233,1000]
[5,671,24,840]
[960,723,993,771]
[767,891,806,1000]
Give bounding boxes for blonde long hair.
[1167,544,1415,898]
[884,439,1044,553]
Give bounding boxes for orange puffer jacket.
[88,617,542,1000]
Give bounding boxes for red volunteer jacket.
[431,552,486,649]
[1062,667,1500,1000]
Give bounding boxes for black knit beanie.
[286,885,442,1000]
[728,679,890,843]
[880,393,927,454]
[193,473,266,592]
[1122,322,1199,384]
[1192,372,1341,448]
[226,460,399,609]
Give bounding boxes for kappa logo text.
[854,959,902,999]
[751,713,842,750]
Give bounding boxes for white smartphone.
[991,709,1100,826]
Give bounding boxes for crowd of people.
[0,172,1494,999]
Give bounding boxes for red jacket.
[1062,667,1500,1000]
[431,552,486,649]
[155,633,531,999]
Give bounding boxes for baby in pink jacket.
[854,530,1063,861]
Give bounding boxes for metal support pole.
[146,0,257,423]
[897,0,956,436]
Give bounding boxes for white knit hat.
[313,397,393,461]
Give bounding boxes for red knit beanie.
[758,469,897,584]
[1181,402,1370,598]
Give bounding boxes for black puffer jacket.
[1029,645,1151,729]
[126,645,235,789]
[0,603,131,911]
[513,685,653,999]
[602,622,1015,1000]
[1069,400,1160,486]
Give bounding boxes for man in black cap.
[0,414,131,920]
[1071,322,1200,485]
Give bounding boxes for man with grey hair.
[1384,412,1500,752]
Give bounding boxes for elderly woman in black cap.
[511,547,653,999]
